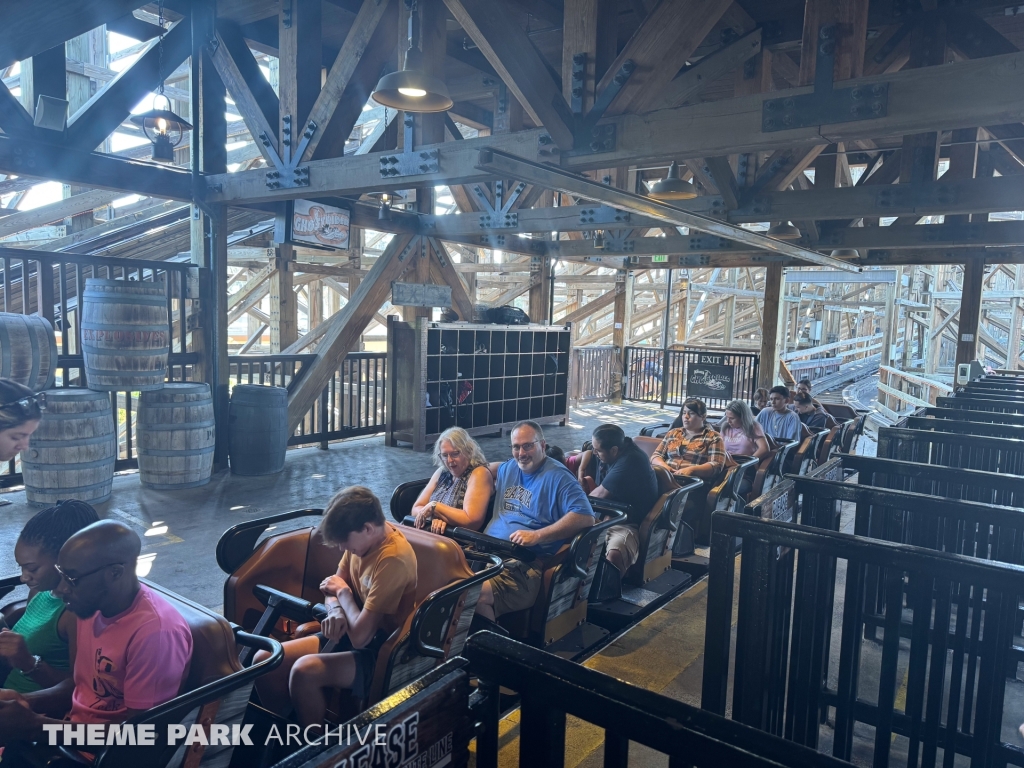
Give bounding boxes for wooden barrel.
[229,385,288,475]
[0,313,57,391]
[21,389,116,506]
[81,279,169,392]
[137,383,215,490]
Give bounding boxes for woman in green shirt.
[0,500,99,693]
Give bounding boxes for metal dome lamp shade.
[130,94,193,162]
[648,161,697,200]
[829,248,860,258]
[767,221,802,240]
[371,0,453,117]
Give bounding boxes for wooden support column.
[19,45,65,115]
[758,263,785,389]
[955,259,985,371]
[65,30,105,233]
[528,255,552,323]
[881,279,898,368]
[402,231,432,322]
[270,244,298,351]
[191,2,229,469]
[1011,266,1024,370]
[308,280,322,329]
[612,270,634,401]
[562,0,599,112]
[278,0,321,149]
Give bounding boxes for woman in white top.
[720,400,769,461]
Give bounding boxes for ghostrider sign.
[292,200,351,249]
[686,354,735,400]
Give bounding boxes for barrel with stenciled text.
[22,389,116,505]
[137,383,215,489]
[81,278,169,392]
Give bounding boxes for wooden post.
[758,263,785,389]
[270,243,298,351]
[402,238,432,322]
[191,3,229,470]
[612,270,634,401]
[308,280,322,329]
[955,260,985,371]
[881,279,898,368]
[65,30,106,233]
[528,256,552,323]
[562,0,598,113]
[1010,266,1024,370]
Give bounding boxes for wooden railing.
[876,365,953,420]
[569,345,616,403]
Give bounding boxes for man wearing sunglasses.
[0,521,192,744]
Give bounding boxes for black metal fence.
[570,345,616,403]
[624,345,759,410]
[228,352,387,448]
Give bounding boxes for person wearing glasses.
[475,421,595,622]
[0,380,43,463]
[0,501,99,695]
[411,427,494,534]
[0,520,192,734]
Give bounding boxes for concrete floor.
[0,400,672,611]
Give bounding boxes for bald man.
[0,521,192,745]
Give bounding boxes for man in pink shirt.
[0,521,192,745]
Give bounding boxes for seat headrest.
[398,527,475,603]
[634,435,661,458]
[303,530,342,604]
[142,580,240,693]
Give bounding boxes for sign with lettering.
[292,200,350,249]
[392,282,453,308]
[686,354,735,400]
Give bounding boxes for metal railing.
[876,365,953,421]
[570,345,616,403]
[228,352,387,448]
[623,345,759,410]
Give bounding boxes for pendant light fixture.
[647,161,697,201]
[767,221,802,240]
[829,248,859,258]
[368,191,402,221]
[129,2,192,162]
[371,1,453,113]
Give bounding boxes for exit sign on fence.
[652,254,668,263]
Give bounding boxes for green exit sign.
[652,254,668,263]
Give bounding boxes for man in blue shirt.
[477,421,595,620]
[756,385,802,442]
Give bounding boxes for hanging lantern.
[130,97,192,163]
[767,221,802,240]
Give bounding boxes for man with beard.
[475,421,595,621]
[0,521,192,747]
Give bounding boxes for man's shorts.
[316,630,389,700]
[605,524,640,570]
[488,559,544,617]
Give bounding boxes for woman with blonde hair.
[412,427,494,534]
[721,399,769,461]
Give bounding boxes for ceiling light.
[829,248,859,258]
[648,161,697,200]
[371,5,453,114]
[767,221,802,240]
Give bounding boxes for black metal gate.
[624,346,759,411]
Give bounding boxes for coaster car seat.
[217,510,501,708]
[2,580,282,768]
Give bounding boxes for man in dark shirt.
[585,423,660,574]
[794,392,829,429]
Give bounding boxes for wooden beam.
[955,258,985,369]
[444,0,576,149]
[650,28,762,112]
[67,19,192,151]
[0,80,34,138]
[426,237,475,321]
[0,189,121,238]
[704,155,739,210]
[758,262,785,388]
[208,30,280,162]
[278,0,321,154]
[477,148,859,270]
[0,135,192,200]
[594,0,732,116]
[0,0,145,69]
[560,287,616,323]
[208,49,1024,205]
[287,233,417,430]
[301,0,393,162]
[562,0,599,113]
